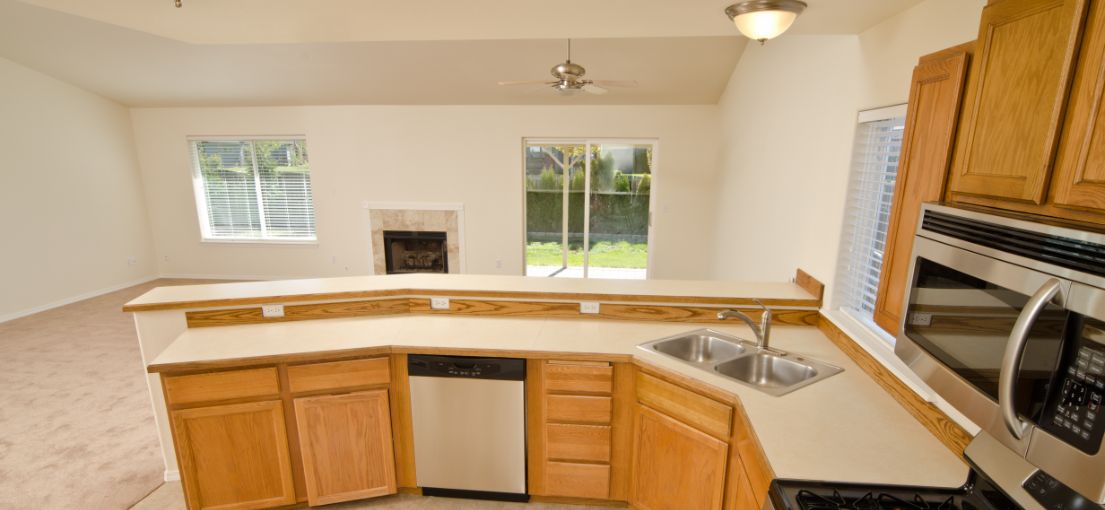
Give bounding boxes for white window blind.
[190,138,316,242]
[832,106,906,325]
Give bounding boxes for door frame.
[521,137,659,279]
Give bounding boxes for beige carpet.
[0,279,213,509]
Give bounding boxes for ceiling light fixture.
[725,0,807,44]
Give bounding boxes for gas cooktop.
[769,470,1015,510]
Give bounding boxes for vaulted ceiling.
[0,0,926,106]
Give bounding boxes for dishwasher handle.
[408,354,526,381]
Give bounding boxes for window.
[832,106,907,326]
[189,138,316,242]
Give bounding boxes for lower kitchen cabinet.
[171,400,297,510]
[294,390,397,506]
[631,405,729,510]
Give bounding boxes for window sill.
[200,237,319,246]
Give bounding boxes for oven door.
[896,235,1071,455]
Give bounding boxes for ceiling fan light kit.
[725,0,808,44]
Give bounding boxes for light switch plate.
[261,304,285,318]
[580,302,600,314]
[430,297,450,310]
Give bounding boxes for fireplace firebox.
[383,231,448,274]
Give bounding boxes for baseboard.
[0,275,159,324]
[163,469,180,482]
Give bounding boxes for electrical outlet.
[908,312,932,326]
[580,302,600,314]
[431,297,450,310]
[261,304,285,318]
[496,259,503,269]
[127,256,137,266]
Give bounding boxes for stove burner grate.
[795,490,960,510]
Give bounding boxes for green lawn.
[526,241,647,269]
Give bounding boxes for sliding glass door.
[524,139,655,279]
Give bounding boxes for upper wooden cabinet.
[873,46,971,335]
[948,0,1088,204]
[294,390,397,506]
[1053,0,1105,213]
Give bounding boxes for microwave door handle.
[999,277,1062,439]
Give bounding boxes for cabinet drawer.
[164,367,280,405]
[546,423,611,462]
[547,395,612,425]
[636,372,732,440]
[544,361,613,394]
[287,357,390,394]
[545,461,611,499]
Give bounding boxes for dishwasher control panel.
[408,354,526,381]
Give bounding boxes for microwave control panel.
[1044,336,1105,454]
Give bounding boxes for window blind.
[190,138,316,241]
[832,107,906,322]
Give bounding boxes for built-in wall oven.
[895,203,1105,506]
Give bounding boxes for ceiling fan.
[498,40,638,95]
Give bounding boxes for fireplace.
[383,231,448,274]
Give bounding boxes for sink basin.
[714,351,843,396]
[638,328,843,397]
[639,329,748,365]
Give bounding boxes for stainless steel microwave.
[896,203,1105,503]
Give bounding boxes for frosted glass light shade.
[733,10,798,42]
[725,0,807,43]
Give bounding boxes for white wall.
[709,0,985,298]
[130,106,721,281]
[0,56,155,321]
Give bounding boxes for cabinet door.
[294,390,396,506]
[948,0,1087,204]
[631,405,728,510]
[1053,0,1105,214]
[172,401,296,510]
[873,47,970,334]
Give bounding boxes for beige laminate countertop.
[123,273,818,310]
[150,314,969,489]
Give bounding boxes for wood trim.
[388,354,417,488]
[277,366,309,503]
[794,269,824,303]
[526,359,548,496]
[185,298,410,327]
[182,297,819,329]
[529,495,628,507]
[608,362,636,502]
[817,314,972,459]
[124,285,823,313]
[919,40,976,63]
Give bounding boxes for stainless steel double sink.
[638,329,843,396]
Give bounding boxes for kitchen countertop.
[123,273,819,311]
[150,314,970,489]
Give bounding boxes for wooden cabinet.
[948,0,1087,204]
[1053,0,1105,214]
[527,359,628,500]
[293,390,396,506]
[630,405,729,510]
[171,400,297,510]
[872,46,971,334]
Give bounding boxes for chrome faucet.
[717,299,773,351]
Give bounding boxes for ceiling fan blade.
[497,80,553,86]
[582,83,608,95]
[590,80,638,88]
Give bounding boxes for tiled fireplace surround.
[369,206,463,274]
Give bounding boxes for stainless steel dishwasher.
[408,354,528,502]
